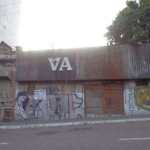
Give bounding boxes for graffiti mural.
[47,93,84,120]
[24,94,47,120]
[15,93,46,120]
[47,95,68,120]
[15,84,84,121]
[125,85,150,115]
[15,91,29,119]
[134,87,150,111]
[28,100,43,119]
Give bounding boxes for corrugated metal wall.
[85,83,124,115]
[16,44,150,81]
[16,49,77,81]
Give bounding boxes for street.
[0,122,150,150]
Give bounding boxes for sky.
[19,0,127,50]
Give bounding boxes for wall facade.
[0,45,16,121]
[15,81,125,121]
[124,81,150,115]
[84,82,124,117]
[16,44,150,81]
[15,80,150,121]
[15,82,84,120]
[15,44,150,121]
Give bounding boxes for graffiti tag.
[128,88,135,111]
[43,87,60,94]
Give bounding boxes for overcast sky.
[19,0,127,50]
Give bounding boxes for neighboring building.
[0,0,22,49]
[0,42,16,121]
[15,43,150,121]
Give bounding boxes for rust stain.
[16,44,150,81]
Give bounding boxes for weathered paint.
[47,94,84,120]
[15,83,85,120]
[124,82,150,115]
[85,83,124,116]
[0,44,16,121]
[16,44,150,81]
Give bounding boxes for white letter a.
[59,57,73,71]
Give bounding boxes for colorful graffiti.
[125,85,150,115]
[15,91,29,119]
[15,86,84,121]
[135,87,150,111]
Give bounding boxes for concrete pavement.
[0,114,150,129]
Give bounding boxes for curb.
[0,118,150,129]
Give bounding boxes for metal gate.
[85,83,124,115]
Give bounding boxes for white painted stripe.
[0,143,8,145]
[0,118,150,129]
[119,138,150,141]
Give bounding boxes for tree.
[105,0,150,45]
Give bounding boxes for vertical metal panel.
[16,43,150,81]
[85,83,124,115]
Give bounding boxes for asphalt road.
[0,122,150,150]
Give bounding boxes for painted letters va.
[48,57,73,71]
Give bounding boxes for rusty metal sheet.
[16,43,150,81]
[16,49,77,81]
[84,83,124,114]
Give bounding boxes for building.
[14,43,150,121]
[0,0,22,49]
[0,42,16,121]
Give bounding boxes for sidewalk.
[0,114,150,129]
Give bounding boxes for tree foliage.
[105,0,150,45]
